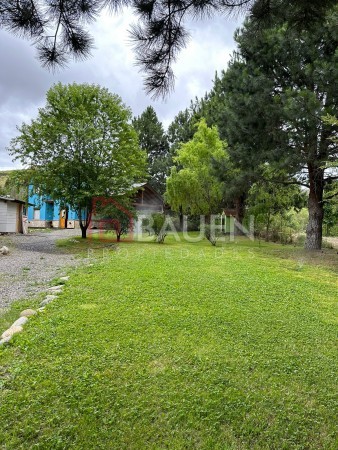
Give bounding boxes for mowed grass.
[0,236,337,449]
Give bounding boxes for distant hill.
[0,170,11,188]
[0,170,27,201]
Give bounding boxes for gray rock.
[40,295,57,306]
[60,276,69,281]
[1,325,23,339]
[47,286,63,292]
[40,299,51,307]
[0,246,9,255]
[46,289,62,295]
[40,294,58,306]
[20,309,37,317]
[12,317,28,327]
[0,335,12,345]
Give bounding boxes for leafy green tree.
[247,167,306,241]
[323,180,338,236]
[167,105,206,229]
[94,197,137,242]
[189,70,257,227]
[165,119,226,221]
[321,115,338,235]
[0,170,27,201]
[222,6,338,249]
[132,106,170,195]
[199,76,251,226]
[9,83,146,238]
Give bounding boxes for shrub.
[322,239,334,249]
[204,225,222,246]
[141,217,152,235]
[151,213,167,244]
[294,234,306,247]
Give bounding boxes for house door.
[59,209,67,229]
[16,204,23,233]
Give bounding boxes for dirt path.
[0,229,84,311]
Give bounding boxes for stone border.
[0,276,70,346]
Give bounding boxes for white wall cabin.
[0,197,25,233]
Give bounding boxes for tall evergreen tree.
[194,70,257,225]
[221,6,338,250]
[167,109,196,156]
[132,106,170,195]
[167,98,208,154]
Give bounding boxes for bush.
[151,213,167,244]
[204,225,222,246]
[294,234,306,247]
[249,208,309,245]
[322,239,334,249]
[141,217,152,235]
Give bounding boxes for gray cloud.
[0,9,242,169]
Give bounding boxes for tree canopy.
[247,166,306,240]
[202,5,338,249]
[165,119,227,219]
[1,0,336,96]
[9,83,146,238]
[132,106,170,195]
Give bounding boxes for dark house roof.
[133,183,163,211]
[0,196,27,205]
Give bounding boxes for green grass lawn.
[0,236,337,449]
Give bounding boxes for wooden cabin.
[132,183,164,214]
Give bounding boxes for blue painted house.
[27,183,164,229]
[27,186,79,229]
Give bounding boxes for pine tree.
[132,106,170,194]
[222,6,338,249]
[1,0,334,96]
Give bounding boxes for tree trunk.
[80,223,87,239]
[265,211,271,242]
[234,194,246,235]
[179,205,184,231]
[78,205,92,240]
[305,164,324,250]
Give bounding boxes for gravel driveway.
[0,229,84,311]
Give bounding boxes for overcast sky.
[0,8,243,169]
